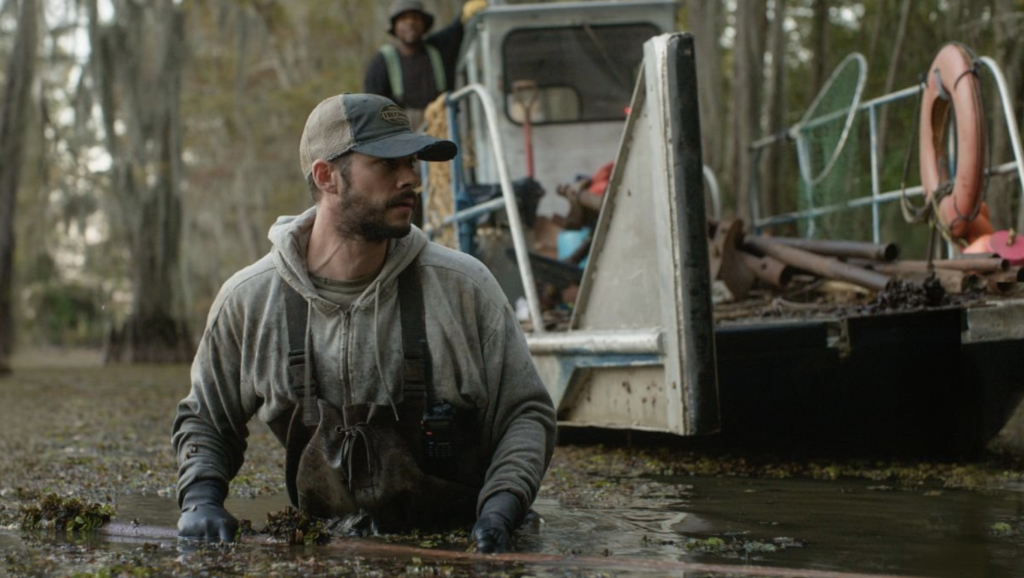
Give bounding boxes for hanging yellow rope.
[423,93,457,249]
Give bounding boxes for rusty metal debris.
[708,220,1022,307]
[743,234,892,292]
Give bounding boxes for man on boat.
[172,92,556,553]
[364,0,486,129]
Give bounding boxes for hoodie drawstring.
[339,421,377,490]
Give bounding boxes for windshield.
[502,23,660,125]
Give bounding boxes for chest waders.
[280,261,480,531]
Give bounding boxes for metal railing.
[748,56,1024,247]
[423,83,545,333]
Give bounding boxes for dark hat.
[299,93,457,178]
[388,0,434,35]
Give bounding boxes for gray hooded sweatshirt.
[172,206,556,518]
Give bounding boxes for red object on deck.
[588,162,614,195]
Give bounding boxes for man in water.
[172,92,556,553]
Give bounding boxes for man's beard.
[333,188,416,243]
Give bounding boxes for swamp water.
[1,361,1023,577]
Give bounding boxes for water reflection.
[111,493,292,530]
[527,476,1023,577]
[665,476,1024,577]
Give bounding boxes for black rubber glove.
[177,481,238,542]
[472,491,522,554]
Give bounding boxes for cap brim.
[351,132,457,162]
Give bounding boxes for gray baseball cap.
[299,93,457,177]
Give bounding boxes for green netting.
[796,53,868,240]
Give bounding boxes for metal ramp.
[527,33,719,436]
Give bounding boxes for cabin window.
[502,23,659,125]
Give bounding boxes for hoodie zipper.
[339,307,353,408]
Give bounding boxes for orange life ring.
[918,42,991,244]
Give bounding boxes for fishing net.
[795,53,868,240]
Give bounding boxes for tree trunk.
[876,0,912,160]
[0,0,39,374]
[761,0,788,218]
[809,0,830,95]
[988,0,1024,232]
[866,0,888,67]
[687,0,726,181]
[230,7,263,264]
[728,0,767,224]
[91,0,192,363]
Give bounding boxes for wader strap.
[284,283,317,426]
[284,282,306,359]
[283,281,313,506]
[380,44,447,105]
[397,260,432,400]
[398,262,457,474]
[282,262,428,405]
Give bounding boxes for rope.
[339,422,377,488]
[900,75,931,225]
[423,93,457,248]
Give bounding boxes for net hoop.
[794,52,868,187]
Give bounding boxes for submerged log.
[97,522,926,578]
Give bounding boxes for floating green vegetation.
[683,536,728,553]
[681,534,804,559]
[68,563,158,578]
[255,507,476,551]
[20,493,114,533]
[990,521,1017,538]
[259,507,330,545]
[379,526,474,551]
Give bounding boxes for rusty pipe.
[851,257,1008,274]
[744,235,892,292]
[766,237,899,262]
[931,258,1010,273]
[892,269,980,293]
[851,260,982,293]
[740,252,793,289]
